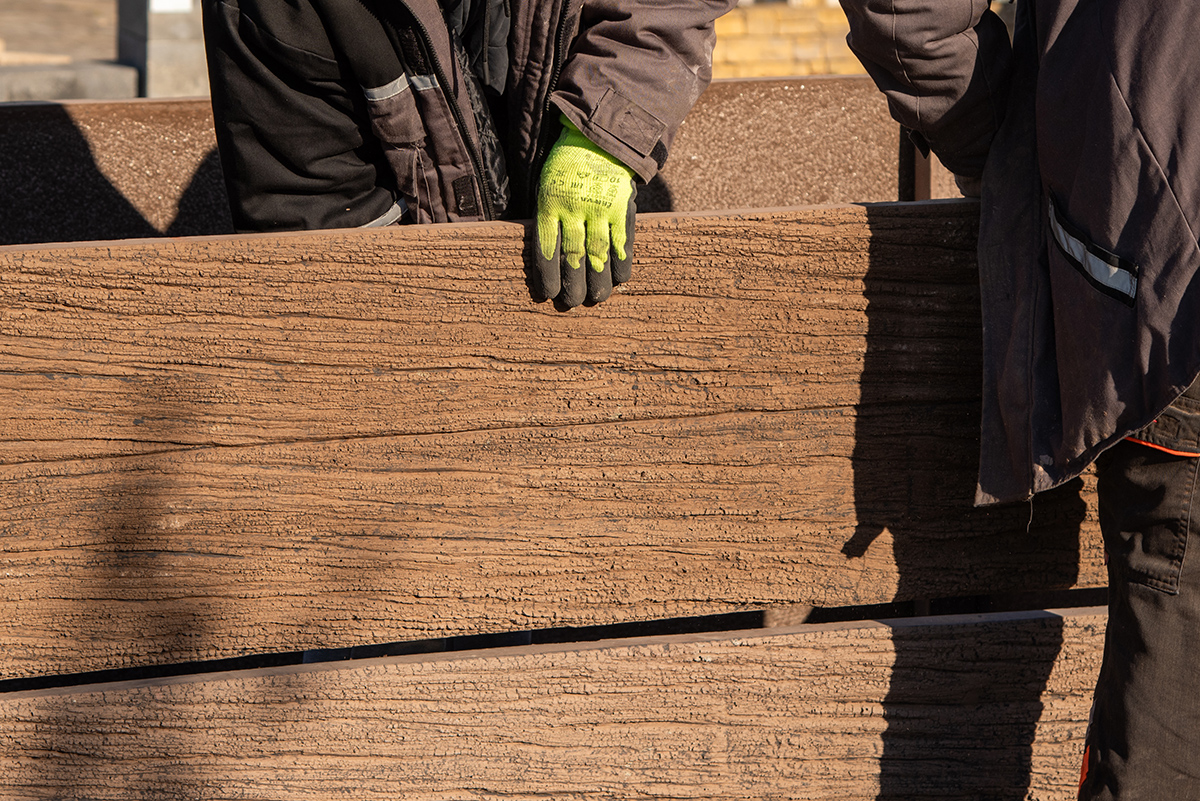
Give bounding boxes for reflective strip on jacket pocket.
[365,73,440,99]
[364,74,411,102]
[1049,197,1139,306]
[409,74,439,91]
[360,200,407,228]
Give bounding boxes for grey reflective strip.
[1048,199,1138,302]
[363,74,410,101]
[409,74,439,91]
[360,200,407,228]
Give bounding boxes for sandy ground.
[0,0,117,62]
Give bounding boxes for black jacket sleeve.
[552,0,737,183]
[839,0,1012,177]
[202,0,399,232]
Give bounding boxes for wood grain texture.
[0,202,1104,680]
[0,608,1106,800]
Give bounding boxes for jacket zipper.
[528,0,576,198]
[399,1,497,221]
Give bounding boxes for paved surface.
[0,0,116,63]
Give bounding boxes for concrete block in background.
[0,78,904,246]
[641,76,906,213]
[0,77,947,246]
[0,40,70,67]
[0,61,138,102]
[118,0,209,97]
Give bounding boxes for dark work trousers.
[1080,379,1200,800]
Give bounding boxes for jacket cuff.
[552,91,667,184]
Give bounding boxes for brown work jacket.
[842,0,1200,504]
[204,0,735,230]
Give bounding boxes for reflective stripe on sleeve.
[408,74,439,92]
[363,74,438,102]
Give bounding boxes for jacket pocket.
[1096,439,1196,594]
[1047,195,1140,307]
[364,75,432,221]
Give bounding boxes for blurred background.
[0,0,204,100]
[0,0,1018,102]
[0,0,875,102]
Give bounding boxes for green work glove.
[536,116,637,307]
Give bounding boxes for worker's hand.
[536,117,637,307]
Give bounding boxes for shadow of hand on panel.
[0,103,232,246]
[635,173,675,214]
[849,202,1087,799]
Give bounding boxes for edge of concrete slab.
[0,60,138,102]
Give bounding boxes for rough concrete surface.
[0,609,1103,801]
[0,77,901,245]
[0,100,231,244]
[0,202,1105,681]
[645,76,903,212]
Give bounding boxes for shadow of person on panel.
[0,103,159,245]
[844,201,1088,800]
[0,103,233,245]
[167,147,235,237]
[0,107,235,792]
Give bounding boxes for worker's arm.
[534,0,737,307]
[838,0,1013,179]
[551,0,736,183]
[201,0,399,232]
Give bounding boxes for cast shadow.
[167,148,236,238]
[0,106,236,787]
[0,103,233,246]
[847,201,1088,799]
[18,382,213,794]
[635,173,675,213]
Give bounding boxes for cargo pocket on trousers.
[1097,440,1197,594]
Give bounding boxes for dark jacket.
[202,0,733,230]
[841,0,1200,504]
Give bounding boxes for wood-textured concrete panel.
[0,203,1103,680]
[0,609,1106,800]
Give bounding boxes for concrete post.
[117,0,209,97]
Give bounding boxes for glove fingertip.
[612,193,635,285]
[587,253,614,304]
[534,228,563,301]
[611,249,632,286]
[560,251,588,308]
